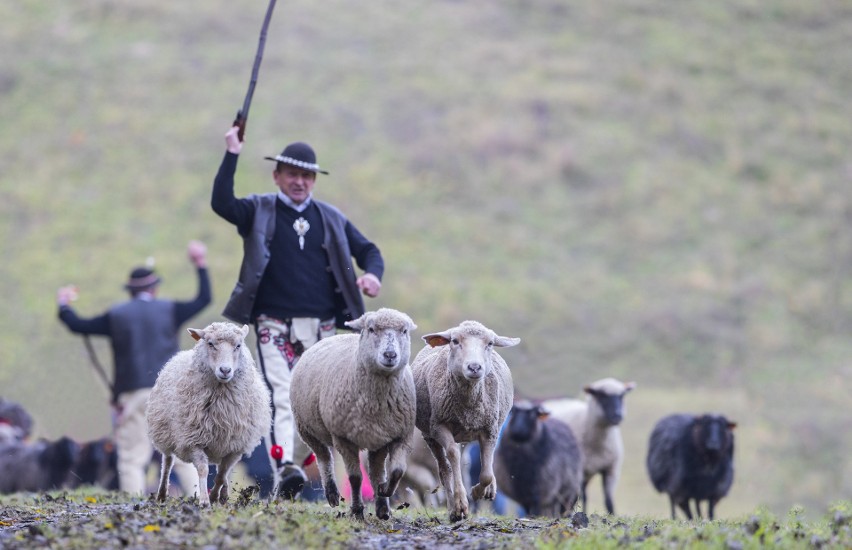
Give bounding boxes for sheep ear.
[494,336,520,348]
[727,421,737,430]
[625,382,637,392]
[188,328,203,341]
[345,313,367,331]
[422,333,451,347]
[240,324,250,338]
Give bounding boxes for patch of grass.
[0,491,848,549]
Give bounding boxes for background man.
[56,240,211,496]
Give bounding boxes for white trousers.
[255,316,335,470]
[115,388,199,497]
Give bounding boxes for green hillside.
[1,0,849,517]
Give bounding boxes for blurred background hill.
[1,0,849,518]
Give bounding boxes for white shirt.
[277,192,313,213]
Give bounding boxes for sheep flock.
[3,312,742,523]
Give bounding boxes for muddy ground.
[0,491,588,549]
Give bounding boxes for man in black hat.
[212,125,384,501]
[56,240,211,496]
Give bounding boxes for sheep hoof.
[350,503,365,521]
[375,498,391,520]
[449,510,467,523]
[324,481,340,507]
[471,482,495,501]
[450,495,469,522]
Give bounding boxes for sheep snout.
[464,362,483,379]
[376,332,404,369]
[216,365,233,382]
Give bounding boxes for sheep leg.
[404,464,439,507]
[334,438,365,520]
[432,426,468,522]
[367,447,391,520]
[210,452,241,505]
[581,477,590,513]
[184,450,210,507]
[676,498,692,520]
[708,498,717,520]
[156,454,175,502]
[300,432,339,507]
[424,436,454,509]
[601,471,615,514]
[379,438,409,498]
[471,437,497,502]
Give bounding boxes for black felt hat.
[124,267,161,291]
[264,142,329,174]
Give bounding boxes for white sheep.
[290,308,418,521]
[412,320,519,522]
[542,377,636,514]
[398,428,443,508]
[146,322,271,506]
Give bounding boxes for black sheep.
[0,436,80,494]
[70,437,119,490]
[646,413,736,520]
[493,401,584,518]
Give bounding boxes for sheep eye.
[401,329,408,335]
[235,344,241,350]
[452,338,460,345]
[207,341,216,349]
[368,327,375,334]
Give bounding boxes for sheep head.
[422,320,520,382]
[505,400,549,443]
[345,308,417,376]
[584,378,636,427]
[188,322,250,383]
[691,414,736,461]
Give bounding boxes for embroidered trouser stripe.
[255,317,334,470]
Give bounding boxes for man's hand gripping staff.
[233,0,278,142]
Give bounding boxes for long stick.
[233,0,279,142]
[83,335,115,401]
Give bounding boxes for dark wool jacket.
[57,268,211,400]
[212,152,384,328]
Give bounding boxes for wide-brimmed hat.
[264,142,329,174]
[124,267,161,291]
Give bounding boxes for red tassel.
[302,453,316,467]
[270,444,284,460]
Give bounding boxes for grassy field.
[1,0,850,519]
[0,490,849,549]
